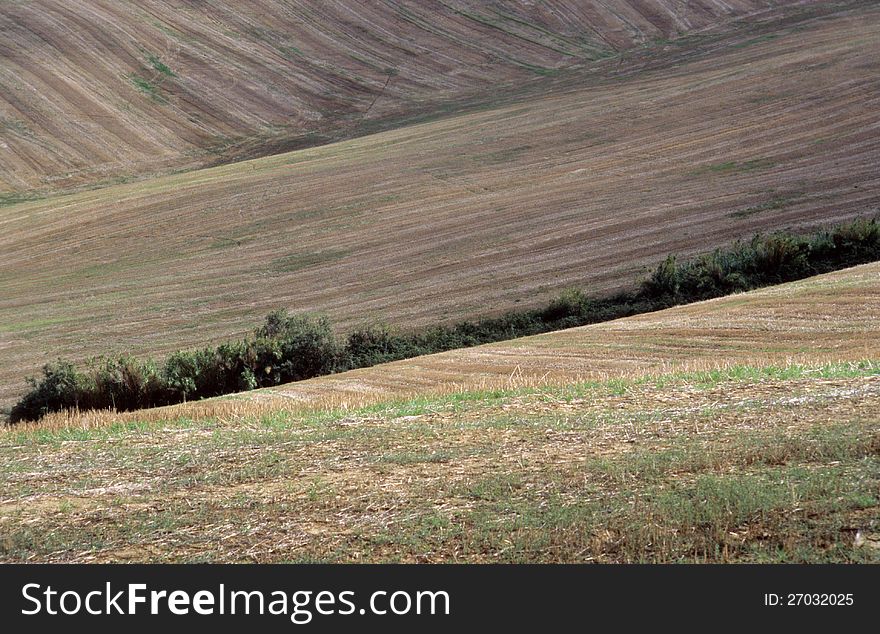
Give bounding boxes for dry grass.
[2,365,877,563]
[2,3,879,410]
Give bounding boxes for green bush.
[265,312,339,382]
[342,324,411,370]
[9,361,88,422]
[641,255,680,301]
[541,288,591,321]
[90,355,167,411]
[828,217,880,263]
[164,350,207,402]
[750,233,809,280]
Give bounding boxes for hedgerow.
[8,217,879,424]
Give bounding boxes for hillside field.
[2,263,878,563]
[1,4,879,412]
[0,0,806,192]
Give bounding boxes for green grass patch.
[472,145,533,165]
[270,249,350,274]
[696,158,776,175]
[0,192,44,208]
[277,45,304,60]
[729,193,802,219]
[129,75,167,103]
[378,450,460,465]
[731,33,781,50]
[146,53,176,77]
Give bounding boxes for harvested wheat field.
[0,0,805,193]
[2,3,879,412]
[2,264,878,563]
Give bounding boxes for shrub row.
[9,312,338,422]
[9,217,879,424]
[640,217,880,303]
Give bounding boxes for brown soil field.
[39,261,880,429]
[1,3,879,411]
[0,0,802,193]
[3,265,877,563]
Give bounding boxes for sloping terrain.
[2,264,877,563]
[1,4,879,411]
[0,0,801,193]
[43,261,880,427]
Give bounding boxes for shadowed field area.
[2,4,879,410]
[2,264,877,563]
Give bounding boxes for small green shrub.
[541,289,590,321]
[343,324,411,370]
[9,361,88,422]
[90,355,166,411]
[642,255,679,300]
[266,312,339,382]
[828,217,880,263]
